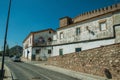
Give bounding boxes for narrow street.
[5,58,81,80]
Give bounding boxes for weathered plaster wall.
[113,11,120,25]
[113,12,120,43]
[34,30,54,45]
[32,47,52,61]
[52,11,120,57]
[54,13,114,45]
[23,35,33,60]
[48,43,120,80]
[23,29,55,60]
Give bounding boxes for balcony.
[33,41,52,46]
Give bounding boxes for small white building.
[22,29,55,61]
[52,3,120,56]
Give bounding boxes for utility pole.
[0,0,12,79]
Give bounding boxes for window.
[60,32,64,39]
[75,48,81,52]
[76,27,80,35]
[59,49,63,56]
[48,50,51,54]
[53,35,57,40]
[99,22,107,31]
[48,37,52,42]
[36,49,40,54]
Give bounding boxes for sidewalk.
[22,59,108,80]
[0,62,12,80]
[4,64,12,80]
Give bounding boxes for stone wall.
[48,43,120,80]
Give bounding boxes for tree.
[0,51,3,56]
[9,45,23,57]
[5,44,9,56]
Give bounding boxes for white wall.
[23,35,33,48]
[23,34,33,60]
[32,47,52,60]
[52,39,115,56]
[23,29,55,60]
[23,47,32,60]
[115,25,120,43]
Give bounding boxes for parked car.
[11,56,21,62]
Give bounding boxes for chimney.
[59,16,72,28]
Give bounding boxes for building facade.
[52,3,120,56]
[23,3,120,60]
[23,29,55,60]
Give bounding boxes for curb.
[4,64,12,80]
[11,72,18,80]
[4,64,18,80]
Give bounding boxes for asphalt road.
[4,57,81,80]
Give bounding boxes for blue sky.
[0,0,120,48]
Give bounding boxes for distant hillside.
[9,45,23,57]
[0,45,23,56]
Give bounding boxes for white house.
[51,3,120,56]
[22,29,55,60]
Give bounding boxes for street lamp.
[0,0,12,79]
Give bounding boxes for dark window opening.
[59,49,63,56]
[76,27,80,35]
[48,37,52,42]
[75,48,81,52]
[36,49,40,54]
[48,50,51,54]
